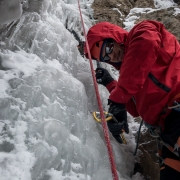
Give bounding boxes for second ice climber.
[84,20,180,180]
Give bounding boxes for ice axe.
[95,61,104,83]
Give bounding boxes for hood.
[84,22,128,69]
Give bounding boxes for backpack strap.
[164,158,180,172]
[160,92,180,129]
[158,136,180,172]
[168,92,180,107]
[146,124,180,172]
[161,138,180,157]
[167,92,180,111]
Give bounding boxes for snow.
[123,7,158,31]
[0,0,178,180]
[0,50,43,78]
[112,8,124,17]
[123,1,180,31]
[154,0,176,8]
[0,79,9,98]
[174,7,180,15]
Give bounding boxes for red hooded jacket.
[85,20,180,127]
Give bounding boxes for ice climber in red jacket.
[84,20,180,180]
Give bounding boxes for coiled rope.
[77,0,119,179]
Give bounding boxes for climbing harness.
[167,101,180,111]
[133,92,180,173]
[161,92,180,116]
[142,121,180,172]
[77,1,119,179]
[92,111,127,144]
[134,119,180,173]
[134,92,180,154]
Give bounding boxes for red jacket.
[85,20,180,127]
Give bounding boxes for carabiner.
[92,111,127,144]
[92,111,113,123]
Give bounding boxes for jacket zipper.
[148,73,171,93]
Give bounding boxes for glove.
[107,99,129,143]
[95,67,114,86]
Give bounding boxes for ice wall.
[0,0,135,180]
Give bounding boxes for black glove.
[95,67,114,86]
[107,100,129,143]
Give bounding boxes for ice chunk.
[0,0,22,24]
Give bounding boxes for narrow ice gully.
[0,0,143,180]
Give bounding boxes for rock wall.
[136,7,180,41]
[92,0,180,41]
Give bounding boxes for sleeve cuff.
[105,80,117,93]
[109,85,132,103]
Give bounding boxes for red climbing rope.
[77,1,119,179]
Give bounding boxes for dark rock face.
[134,0,155,8]
[92,0,180,41]
[137,130,160,180]
[136,7,180,42]
[174,0,180,4]
[92,0,134,27]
